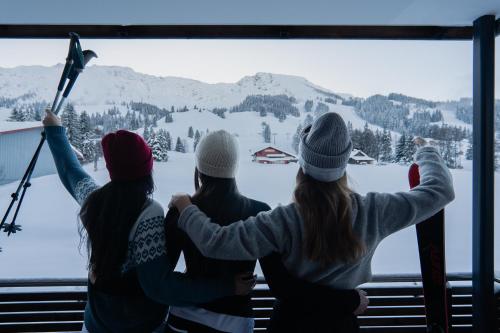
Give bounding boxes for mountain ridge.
[0,65,344,109]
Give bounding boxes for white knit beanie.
[195,130,239,178]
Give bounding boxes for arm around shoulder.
[177,204,291,261]
[131,204,233,306]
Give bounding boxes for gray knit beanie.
[298,112,352,182]
[195,130,239,178]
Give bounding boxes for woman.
[164,130,368,333]
[43,110,254,333]
[169,112,455,332]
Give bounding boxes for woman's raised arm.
[44,110,99,205]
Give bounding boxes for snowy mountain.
[0,65,341,109]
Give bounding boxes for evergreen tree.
[194,130,202,151]
[347,121,354,136]
[188,126,194,138]
[262,123,271,143]
[149,129,169,162]
[164,112,173,123]
[380,129,393,162]
[143,125,151,142]
[79,111,91,140]
[165,131,172,151]
[130,112,140,130]
[403,135,417,164]
[259,106,267,117]
[314,102,329,117]
[359,123,377,159]
[292,124,303,153]
[395,133,407,163]
[81,140,96,162]
[9,108,22,121]
[147,131,160,161]
[465,138,473,160]
[175,137,185,153]
[61,103,81,149]
[93,141,101,171]
[304,100,313,113]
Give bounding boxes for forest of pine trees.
[231,95,300,121]
[4,92,496,170]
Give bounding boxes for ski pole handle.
[408,163,420,189]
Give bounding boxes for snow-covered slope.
[0,64,472,141]
[0,65,338,109]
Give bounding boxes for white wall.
[0,0,498,26]
[0,129,56,185]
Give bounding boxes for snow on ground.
[0,152,497,279]
[439,107,472,130]
[0,107,40,132]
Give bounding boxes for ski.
[408,163,450,333]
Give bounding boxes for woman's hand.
[43,108,62,127]
[169,193,192,213]
[353,289,369,315]
[413,136,427,147]
[234,272,257,296]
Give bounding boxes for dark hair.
[79,175,154,281]
[294,169,365,265]
[188,168,238,274]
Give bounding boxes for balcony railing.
[1,273,498,333]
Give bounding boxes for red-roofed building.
[252,146,298,164]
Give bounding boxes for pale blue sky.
[1,39,499,101]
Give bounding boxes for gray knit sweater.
[178,146,455,289]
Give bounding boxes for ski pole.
[51,33,81,112]
[3,132,46,236]
[1,36,97,239]
[55,50,97,115]
[0,134,45,231]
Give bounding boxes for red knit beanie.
[101,130,153,181]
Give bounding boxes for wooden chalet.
[349,149,376,165]
[252,146,298,164]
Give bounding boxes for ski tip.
[408,163,420,188]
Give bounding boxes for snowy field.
[0,65,495,280]
[0,151,498,279]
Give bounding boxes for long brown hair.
[79,175,154,281]
[294,169,365,265]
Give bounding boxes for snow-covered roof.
[0,125,43,135]
[350,149,375,161]
[255,156,297,162]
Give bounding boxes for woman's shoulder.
[246,198,272,214]
[127,199,165,242]
[142,199,165,218]
[257,202,300,224]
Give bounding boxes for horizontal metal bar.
[0,24,473,40]
[0,273,476,288]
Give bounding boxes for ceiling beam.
[0,24,473,40]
